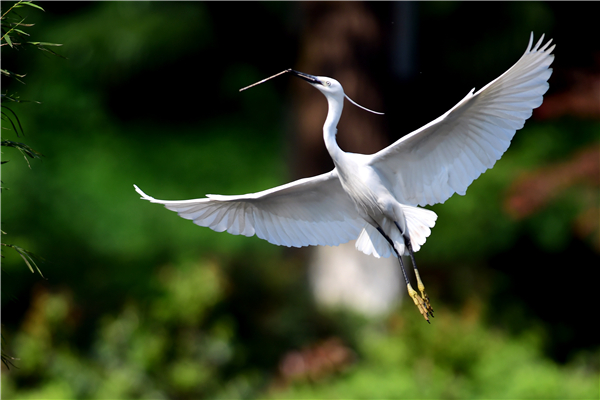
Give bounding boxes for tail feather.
[401,204,437,253]
[355,206,437,258]
[356,223,396,258]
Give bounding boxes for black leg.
[376,226,430,323]
[376,227,410,286]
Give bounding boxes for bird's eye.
[326,81,331,86]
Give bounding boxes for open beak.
[290,70,322,85]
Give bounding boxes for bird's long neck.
[323,95,345,163]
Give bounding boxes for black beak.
[290,70,322,85]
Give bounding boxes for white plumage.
[135,33,554,260]
[135,33,554,321]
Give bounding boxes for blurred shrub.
[2,258,252,399]
[269,304,599,399]
[5,277,598,399]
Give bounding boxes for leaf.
[1,140,43,167]
[1,337,18,370]
[27,41,65,58]
[1,68,26,83]
[0,69,27,78]
[27,41,61,47]
[3,22,34,28]
[1,113,23,136]
[1,140,43,159]
[0,17,27,47]
[4,32,13,47]
[1,243,45,278]
[1,106,24,136]
[16,1,45,12]
[1,94,40,104]
[1,353,18,370]
[12,28,29,36]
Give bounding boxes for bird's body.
[135,33,555,322]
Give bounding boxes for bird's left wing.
[370,33,555,206]
[134,170,364,248]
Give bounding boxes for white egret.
[135,33,555,322]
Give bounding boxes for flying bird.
[135,33,555,322]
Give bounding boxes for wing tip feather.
[532,33,545,52]
[134,184,155,201]
[526,31,534,53]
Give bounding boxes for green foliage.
[1,1,62,56]
[1,259,247,399]
[1,0,61,276]
[5,268,597,399]
[1,0,63,370]
[271,308,599,399]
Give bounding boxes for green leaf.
[3,22,34,28]
[1,139,43,167]
[0,17,27,47]
[1,94,40,104]
[0,140,43,159]
[26,41,65,58]
[1,333,17,370]
[12,28,29,36]
[0,69,27,78]
[1,243,45,278]
[27,41,62,47]
[1,68,26,83]
[16,1,45,12]
[4,33,13,47]
[1,106,25,136]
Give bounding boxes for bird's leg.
[393,221,434,317]
[376,227,430,323]
[404,235,434,318]
[398,250,431,323]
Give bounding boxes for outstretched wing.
[134,170,364,248]
[371,33,555,206]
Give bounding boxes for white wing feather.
[371,33,555,206]
[134,170,364,248]
[135,33,553,259]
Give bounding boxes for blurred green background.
[2,2,598,399]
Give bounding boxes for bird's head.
[290,70,383,115]
[291,70,344,97]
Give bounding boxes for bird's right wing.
[134,170,364,248]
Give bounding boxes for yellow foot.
[415,271,434,318]
[407,284,430,323]
[419,288,435,318]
